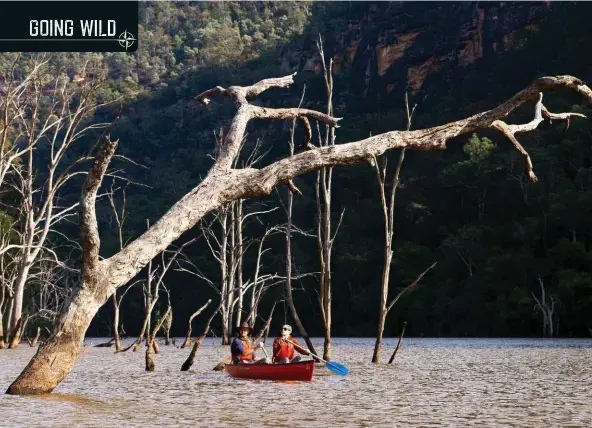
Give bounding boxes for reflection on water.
[1,338,591,427]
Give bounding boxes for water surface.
[1,338,591,427]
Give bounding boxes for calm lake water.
[1,338,591,427]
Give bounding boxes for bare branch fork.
[7,72,591,395]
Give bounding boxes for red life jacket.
[232,338,254,362]
[272,336,302,362]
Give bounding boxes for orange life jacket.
[232,338,254,362]
[272,336,302,362]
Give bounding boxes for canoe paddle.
[259,341,271,361]
[286,339,349,376]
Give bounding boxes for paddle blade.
[326,361,349,376]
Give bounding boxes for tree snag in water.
[6,74,591,395]
[388,321,407,364]
[27,327,41,347]
[284,86,318,356]
[181,307,219,371]
[372,93,424,364]
[181,299,212,349]
[315,36,339,361]
[146,306,171,371]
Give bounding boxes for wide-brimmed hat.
[238,321,253,333]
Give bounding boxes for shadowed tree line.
[0,2,591,376]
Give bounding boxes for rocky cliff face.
[293,2,552,113]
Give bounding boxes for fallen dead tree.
[7,73,591,395]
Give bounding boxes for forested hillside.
[3,1,592,340]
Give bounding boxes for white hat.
[281,324,292,333]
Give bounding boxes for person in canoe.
[231,321,270,364]
[272,324,310,364]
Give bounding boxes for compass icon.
[118,30,136,51]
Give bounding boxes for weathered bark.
[7,74,591,395]
[181,299,212,349]
[7,281,108,394]
[7,136,118,394]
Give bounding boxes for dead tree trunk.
[162,286,173,346]
[235,200,244,327]
[372,93,415,364]
[9,263,33,348]
[4,297,13,345]
[388,321,407,364]
[219,206,230,345]
[107,183,129,352]
[285,87,317,356]
[181,299,212,349]
[7,73,590,395]
[112,294,122,351]
[124,240,192,354]
[0,310,4,349]
[0,261,5,349]
[252,300,277,342]
[146,306,171,371]
[28,327,41,347]
[181,307,219,371]
[316,36,337,361]
[532,275,558,337]
[8,317,24,350]
[375,262,436,363]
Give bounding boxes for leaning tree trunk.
[7,281,106,394]
[7,74,591,395]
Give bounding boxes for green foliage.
[16,2,590,339]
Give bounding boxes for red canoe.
[225,360,315,381]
